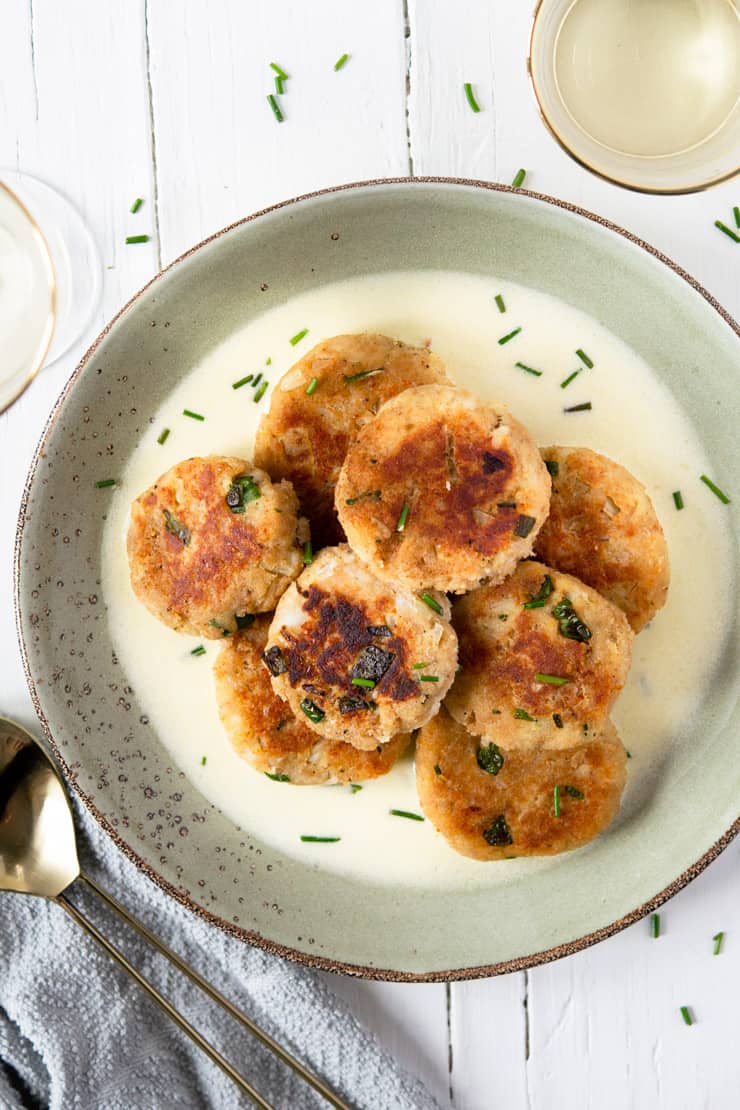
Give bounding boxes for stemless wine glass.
[0,172,101,413]
[529,0,740,194]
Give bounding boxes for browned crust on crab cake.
[214,616,410,784]
[254,334,448,545]
[335,385,551,594]
[535,446,670,632]
[127,456,307,638]
[416,708,627,860]
[264,545,458,749]
[446,560,633,750]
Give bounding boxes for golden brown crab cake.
[264,545,458,749]
[335,384,551,594]
[446,560,633,750]
[416,709,627,861]
[127,456,307,639]
[534,446,670,632]
[213,616,410,784]
[254,334,448,545]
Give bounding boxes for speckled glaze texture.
[15,179,740,980]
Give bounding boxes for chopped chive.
[552,597,591,642]
[303,540,313,565]
[564,785,584,799]
[497,501,517,509]
[514,513,536,538]
[672,490,684,510]
[300,835,340,843]
[94,478,116,488]
[265,357,272,365]
[266,94,284,123]
[254,380,269,403]
[334,53,349,71]
[680,1006,694,1027]
[419,675,439,683]
[463,82,480,113]
[265,771,291,782]
[413,662,430,670]
[563,402,592,413]
[524,573,553,609]
[713,931,724,955]
[483,814,513,846]
[714,220,740,243]
[515,361,542,377]
[350,782,362,793]
[130,197,143,214]
[290,328,309,346]
[305,376,319,396]
[201,756,207,765]
[511,168,526,188]
[553,713,564,728]
[125,234,149,244]
[235,614,255,630]
[734,207,740,229]
[434,764,442,775]
[560,370,580,389]
[651,913,661,938]
[575,348,593,368]
[157,427,171,445]
[274,75,285,95]
[498,327,522,345]
[344,366,384,383]
[345,489,382,506]
[553,784,561,818]
[252,372,263,388]
[420,592,443,615]
[545,459,559,477]
[300,698,325,724]
[494,293,506,313]
[351,677,375,689]
[700,474,730,503]
[534,672,570,686]
[190,645,206,657]
[269,62,289,79]
[514,708,536,721]
[390,809,424,821]
[396,503,410,532]
[182,409,205,421]
[232,374,253,389]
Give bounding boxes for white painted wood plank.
[450,974,528,1110]
[145,0,409,264]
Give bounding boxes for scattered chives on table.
[266,94,284,123]
[672,490,684,510]
[190,645,206,657]
[734,206,740,229]
[463,82,481,113]
[511,168,526,188]
[130,197,143,214]
[494,293,506,313]
[651,913,660,939]
[564,402,592,413]
[498,327,522,345]
[700,474,730,504]
[515,361,542,377]
[232,374,253,390]
[680,1006,694,1027]
[182,409,205,421]
[305,376,319,396]
[560,370,580,389]
[252,371,262,389]
[300,835,340,843]
[575,348,594,368]
[253,380,269,403]
[390,809,425,821]
[714,220,740,243]
[334,53,349,71]
[269,62,289,79]
[274,75,285,95]
[157,427,170,445]
[713,931,725,955]
[201,756,207,765]
[125,234,149,244]
[94,479,116,489]
[290,328,309,346]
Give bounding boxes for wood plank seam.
[143,0,163,271]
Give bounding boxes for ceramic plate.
[15,180,739,980]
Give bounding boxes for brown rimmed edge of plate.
[14,175,740,982]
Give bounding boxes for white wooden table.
[1,4,738,1108]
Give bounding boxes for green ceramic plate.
[15,180,739,979]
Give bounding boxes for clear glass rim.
[0,178,57,415]
[528,0,740,197]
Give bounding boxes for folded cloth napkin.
[0,792,439,1110]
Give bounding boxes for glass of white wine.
[0,172,101,413]
[529,0,740,193]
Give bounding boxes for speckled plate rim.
[15,176,740,982]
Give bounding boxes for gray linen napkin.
[0,793,439,1110]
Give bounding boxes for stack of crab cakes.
[127,331,669,856]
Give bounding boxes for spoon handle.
[76,872,351,1110]
[58,893,273,1109]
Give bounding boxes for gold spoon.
[0,716,351,1110]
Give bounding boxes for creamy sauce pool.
[101,270,733,888]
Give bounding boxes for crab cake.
[254,334,448,545]
[214,616,410,784]
[535,446,670,632]
[335,385,551,594]
[127,456,307,639]
[264,545,457,748]
[446,560,633,750]
[416,709,627,861]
